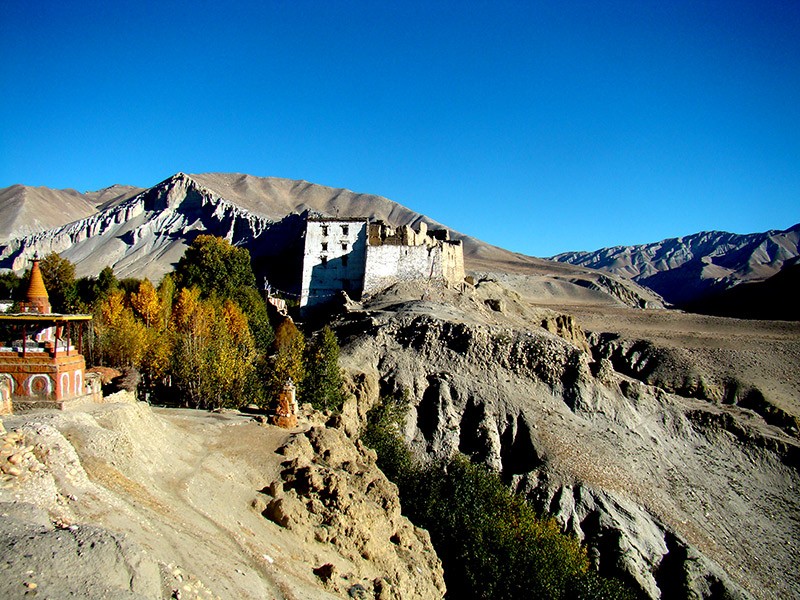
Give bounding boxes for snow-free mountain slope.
[0,185,99,243]
[83,184,144,211]
[0,173,662,308]
[551,224,800,305]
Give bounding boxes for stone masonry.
[300,217,464,310]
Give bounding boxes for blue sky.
[1,1,798,256]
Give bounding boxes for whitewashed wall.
[300,219,368,308]
[363,244,439,295]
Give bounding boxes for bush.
[362,396,635,600]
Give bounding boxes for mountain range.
[0,173,663,309]
[1,172,797,313]
[551,223,800,306]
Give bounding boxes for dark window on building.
[342,242,348,251]
[341,225,349,235]
[342,255,349,267]
[321,242,328,251]
[321,225,329,236]
[321,256,328,266]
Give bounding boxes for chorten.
[22,255,51,314]
[0,256,100,412]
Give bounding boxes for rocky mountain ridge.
[550,224,800,305]
[0,172,661,309]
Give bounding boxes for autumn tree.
[171,287,211,405]
[157,273,176,329]
[170,288,258,409]
[267,318,306,405]
[304,326,345,412]
[174,235,272,353]
[94,290,148,368]
[207,299,258,408]
[131,279,160,328]
[127,278,172,392]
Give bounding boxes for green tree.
[233,286,274,354]
[118,277,143,294]
[96,266,119,299]
[303,326,345,412]
[174,235,257,299]
[74,266,119,310]
[39,252,77,312]
[0,271,22,300]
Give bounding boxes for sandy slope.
[0,398,443,600]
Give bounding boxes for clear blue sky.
[1,1,798,256]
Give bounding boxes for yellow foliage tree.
[94,291,147,368]
[131,279,160,328]
[100,290,126,327]
[170,289,257,408]
[268,319,306,403]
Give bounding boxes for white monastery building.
[299,217,465,310]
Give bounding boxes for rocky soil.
[0,394,444,600]
[336,277,800,600]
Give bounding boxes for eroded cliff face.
[337,288,799,600]
[260,426,445,599]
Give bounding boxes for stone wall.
[362,241,464,295]
[363,245,436,295]
[439,241,465,287]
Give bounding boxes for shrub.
[362,396,635,600]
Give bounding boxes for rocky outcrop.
[589,332,800,439]
[0,400,445,599]
[260,426,445,599]
[337,305,799,600]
